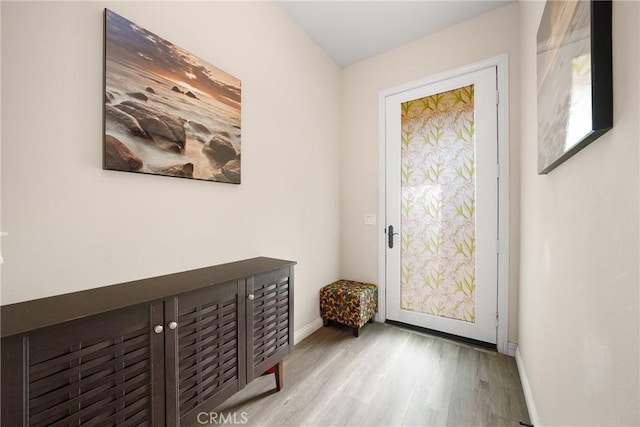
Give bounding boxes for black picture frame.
[536,0,612,174]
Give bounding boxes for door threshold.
[385,320,497,352]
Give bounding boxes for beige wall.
[340,3,521,343]
[518,1,639,425]
[0,2,3,290]
[0,1,342,335]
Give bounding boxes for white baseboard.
[516,345,541,426]
[507,341,517,357]
[294,317,323,345]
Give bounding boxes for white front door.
[384,66,498,344]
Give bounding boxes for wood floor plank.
[203,323,530,427]
[402,400,448,427]
[357,334,424,426]
[414,339,459,413]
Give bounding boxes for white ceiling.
[277,1,514,67]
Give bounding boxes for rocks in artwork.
[104,9,241,183]
[104,135,143,171]
[151,163,194,178]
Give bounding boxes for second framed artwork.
[104,9,242,183]
[536,0,612,174]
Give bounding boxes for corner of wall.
[294,317,324,345]
[515,345,541,426]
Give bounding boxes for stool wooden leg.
[323,318,330,327]
[368,317,374,324]
[353,327,360,337]
[274,360,284,391]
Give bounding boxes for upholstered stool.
[320,280,378,337]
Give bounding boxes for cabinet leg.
[275,360,284,391]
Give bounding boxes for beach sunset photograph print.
[104,9,241,183]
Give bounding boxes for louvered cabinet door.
[1,302,165,427]
[164,280,246,426]
[246,267,294,383]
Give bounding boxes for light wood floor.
[208,322,531,426]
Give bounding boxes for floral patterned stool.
[320,280,378,337]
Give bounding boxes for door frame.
[376,54,511,354]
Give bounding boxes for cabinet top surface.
[1,257,295,338]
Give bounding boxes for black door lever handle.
[388,225,399,248]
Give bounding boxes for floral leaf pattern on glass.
[400,85,476,323]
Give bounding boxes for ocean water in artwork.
[104,9,241,183]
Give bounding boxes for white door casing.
[377,55,510,353]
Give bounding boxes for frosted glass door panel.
[400,86,476,322]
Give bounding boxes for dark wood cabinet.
[168,279,246,426]
[1,257,295,426]
[246,269,293,385]
[1,302,166,426]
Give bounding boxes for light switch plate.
[364,214,376,225]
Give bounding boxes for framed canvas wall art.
[537,0,612,174]
[104,9,242,183]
